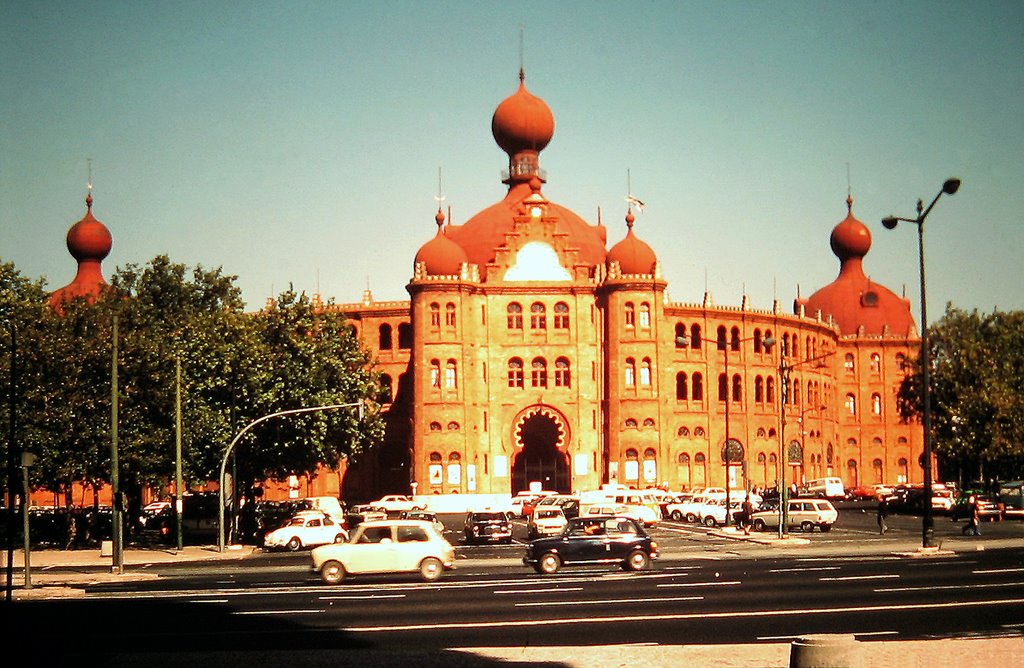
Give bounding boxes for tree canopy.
[1,256,384,509]
[898,305,1024,485]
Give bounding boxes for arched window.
[716,325,728,351]
[625,358,636,386]
[690,324,702,350]
[718,373,728,401]
[625,302,635,327]
[692,373,704,401]
[766,377,776,403]
[449,452,462,461]
[444,360,457,389]
[553,302,570,329]
[430,302,441,327]
[447,421,460,431]
[429,359,441,388]
[845,393,857,415]
[896,353,907,372]
[378,374,393,404]
[639,302,651,328]
[507,302,523,330]
[675,323,687,348]
[844,353,855,373]
[530,302,547,329]
[531,357,548,388]
[640,358,652,386]
[625,419,638,429]
[872,393,882,415]
[872,458,883,484]
[756,427,767,438]
[870,353,881,373]
[507,358,524,388]
[676,372,688,400]
[397,323,413,349]
[694,426,706,437]
[429,451,442,462]
[755,376,764,403]
[429,422,442,431]
[445,302,456,326]
[554,357,571,388]
[678,452,690,465]
[694,452,706,463]
[678,426,690,437]
[642,418,655,428]
[793,383,800,405]
[378,324,392,350]
[732,374,742,402]
[753,329,763,353]
[730,326,740,351]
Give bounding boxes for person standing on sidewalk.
[962,495,981,536]
[876,496,888,535]
[740,494,754,535]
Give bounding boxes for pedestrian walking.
[876,496,888,535]
[962,495,982,536]
[741,494,754,535]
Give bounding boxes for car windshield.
[536,509,561,518]
[474,512,505,521]
[287,517,306,527]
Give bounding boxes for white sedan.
[312,519,456,584]
[263,511,349,551]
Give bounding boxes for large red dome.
[491,77,554,157]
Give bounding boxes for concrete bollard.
[790,634,862,668]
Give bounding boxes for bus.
[997,481,1024,518]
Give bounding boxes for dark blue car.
[523,515,658,574]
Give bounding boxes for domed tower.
[413,209,468,278]
[49,190,113,309]
[800,196,914,337]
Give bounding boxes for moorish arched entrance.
[511,405,570,494]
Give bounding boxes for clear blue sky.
[3,1,1022,319]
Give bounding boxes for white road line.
[974,568,1024,574]
[190,599,228,604]
[516,596,703,607]
[819,574,900,582]
[319,594,406,600]
[769,567,840,573]
[233,609,326,616]
[494,588,584,595]
[657,581,742,588]
[345,597,1024,632]
[877,581,1024,593]
[758,630,899,641]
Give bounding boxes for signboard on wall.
[467,464,477,492]
[494,456,508,478]
[447,463,461,485]
[574,454,589,476]
[429,465,443,486]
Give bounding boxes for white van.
[805,478,846,499]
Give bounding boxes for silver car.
[751,499,838,533]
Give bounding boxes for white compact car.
[311,519,456,584]
[751,499,839,533]
[528,507,568,539]
[263,511,349,551]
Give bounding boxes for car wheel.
[753,518,767,532]
[820,524,832,533]
[703,516,718,527]
[320,560,345,585]
[419,557,443,582]
[800,521,815,533]
[286,536,302,551]
[624,549,650,572]
[538,552,561,574]
[686,513,697,523]
[333,533,346,543]
[670,510,683,521]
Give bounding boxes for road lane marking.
[516,596,703,607]
[819,574,900,581]
[344,597,1024,632]
[656,581,741,588]
[494,588,584,595]
[758,630,898,641]
[233,609,325,615]
[319,594,406,600]
[769,567,839,573]
[876,581,1024,593]
[974,568,1024,574]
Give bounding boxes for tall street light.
[882,177,961,549]
[678,330,773,526]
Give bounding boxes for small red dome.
[803,197,914,336]
[607,211,657,275]
[49,193,112,309]
[414,209,468,276]
[491,77,554,157]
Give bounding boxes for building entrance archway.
[511,407,570,494]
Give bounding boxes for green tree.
[898,306,1024,485]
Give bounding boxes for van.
[805,477,846,499]
[304,496,346,523]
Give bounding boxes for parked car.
[697,499,742,527]
[346,505,388,529]
[528,507,567,539]
[667,494,716,523]
[532,494,580,520]
[263,511,349,551]
[311,519,455,584]
[370,495,426,514]
[400,510,446,535]
[523,515,658,574]
[951,494,1000,522]
[581,502,658,527]
[751,499,838,533]
[464,510,514,544]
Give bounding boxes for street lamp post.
[216,401,365,552]
[882,177,961,550]
[678,330,773,526]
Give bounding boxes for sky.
[3,1,1022,322]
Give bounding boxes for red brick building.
[336,72,925,498]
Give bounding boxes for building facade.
[337,72,925,498]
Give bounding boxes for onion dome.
[49,191,112,308]
[414,208,468,276]
[607,209,657,274]
[802,196,914,336]
[491,69,554,185]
